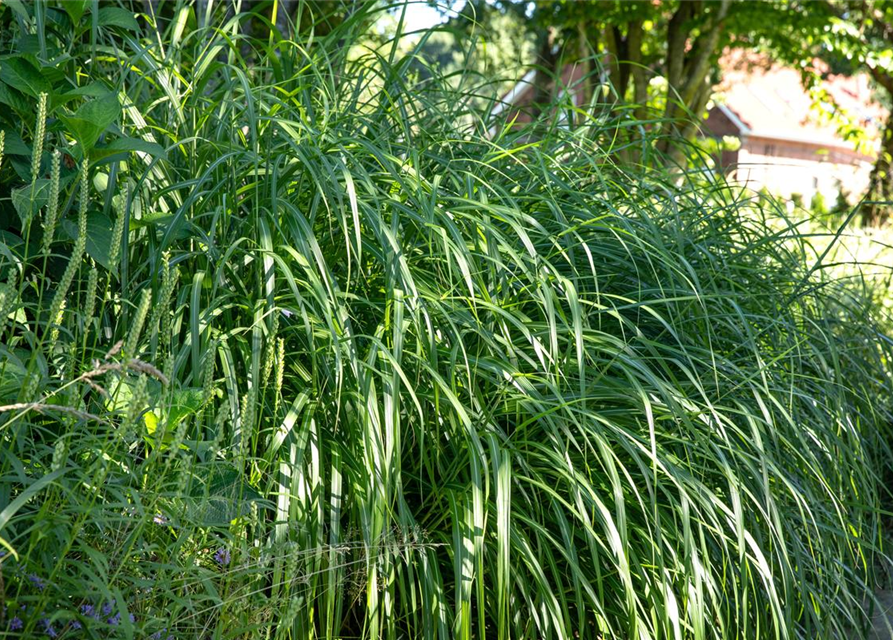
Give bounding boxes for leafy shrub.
[0,3,891,639]
[811,190,828,218]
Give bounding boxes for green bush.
[811,191,829,218]
[0,3,891,639]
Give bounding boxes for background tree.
[813,0,893,225]
[436,1,836,167]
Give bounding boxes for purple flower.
[40,618,57,638]
[213,547,231,566]
[71,620,82,630]
[150,628,174,640]
[101,600,115,616]
[108,612,121,626]
[9,616,22,631]
[28,574,46,590]
[153,514,169,525]
[80,603,97,619]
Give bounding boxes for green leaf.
[16,35,40,56]
[63,0,90,24]
[59,93,120,152]
[0,232,24,260]
[61,211,115,270]
[2,0,29,21]
[51,85,110,110]
[143,387,206,442]
[128,211,196,242]
[57,83,109,101]
[11,180,51,229]
[91,137,168,163]
[0,82,31,117]
[106,375,162,419]
[129,211,174,230]
[186,465,264,527]
[97,7,139,31]
[0,352,28,403]
[0,469,65,533]
[167,387,206,427]
[144,410,159,435]
[0,57,50,98]
[0,129,31,156]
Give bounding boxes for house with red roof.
[704,54,883,207]
[494,53,883,207]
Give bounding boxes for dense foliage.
[0,2,892,639]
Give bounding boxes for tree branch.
[665,1,694,92]
[626,20,647,121]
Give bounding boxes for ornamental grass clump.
[0,3,891,640]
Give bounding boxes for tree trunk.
[657,0,730,159]
[664,77,713,168]
[143,0,162,33]
[602,21,646,163]
[603,24,630,100]
[863,107,893,226]
[196,0,208,29]
[665,1,694,93]
[863,71,893,226]
[576,21,594,108]
[531,28,560,119]
[626,21,647,122]
[275,0,297,39]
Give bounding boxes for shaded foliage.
[0,2,891,639]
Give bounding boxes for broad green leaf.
[52,83,108,109]
[167,387,206,426]
[185,465,264,527]
[0,83,31,116]
[63,0,90,24]
[61,84,109,98]
[39,65,65,88]
[61,211,114,270]
[91,137,168,163]
[93,172,109,192]
[0,354,28,403]
[11,180,51,229]
[0,469,65,534]
[0,129,31,156]
[2,0,29,21]
[0,231,24,259]
[141,388,203,445]
[144,410,159,435]
[107,375,162,417]
[59,93,120,152]
[16,35,40,56]
[97,7,139,31]
[0,57,50,97]
[128,212,196,241]
[129,211,174,229]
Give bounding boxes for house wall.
[703,106,741,170]
[497,64,590,127]
[734,136,873,206]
